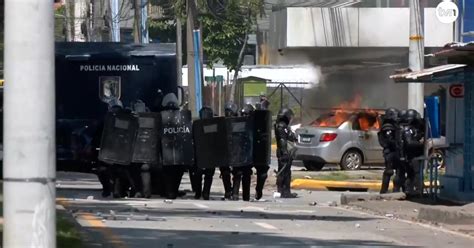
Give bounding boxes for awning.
[389,64,469,83]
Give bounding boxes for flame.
[312,94,381,130]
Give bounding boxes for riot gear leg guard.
[381,152,396,194]
[242,166,252,201]
[202,168,215,200]
[97,164,112,197]
[140,163,152,198]
[232,168,243,200]
[255,165,269,200]
[219,166,232,199]
[393,163,406,193]
[193,168,203,199]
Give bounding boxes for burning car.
[294,109,384,171]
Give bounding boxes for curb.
[291,179,390,191]
[291,179,440,192]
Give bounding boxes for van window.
[99,76,121,103]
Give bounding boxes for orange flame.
[313,94,381,130]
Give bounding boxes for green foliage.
[199,0,263,71]
[149,19,177,43]
[57,215,83,248]
[200,13,247,71]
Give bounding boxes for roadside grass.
[0,182,83,248]
[57,214,83,248]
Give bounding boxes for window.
[99,76,121,103]
[353,113,380,131]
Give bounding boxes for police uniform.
[190,106,217,200]
[401,109,425,195]
[378,108,402,194]
[275,108,297,198]
[219,103,238,199]
[231,104,254,201]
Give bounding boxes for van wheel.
[340,150,363,170]
[303,161,325,171]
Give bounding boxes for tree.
[199,0,264,103]
[149,0,264,103]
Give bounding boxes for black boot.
[255,166,268,200]
[232,172,242,201]
[141,164,152,198]
[242,168,252,201]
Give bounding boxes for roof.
[389,64,468,83]
[55,42,176,57]
[433,42,474,59]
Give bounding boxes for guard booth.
[235,76,268,108]
[390,43,474,202]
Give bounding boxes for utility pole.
[186,0,203,116]
[408,0,424,115]
[134,0,142,43]
[176,17,183,86]
[110,0,120,42]
[140,0,149,44]
[4,0,56,247]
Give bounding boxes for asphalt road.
[56,172,474,248]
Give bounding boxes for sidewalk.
[342,195,474,237]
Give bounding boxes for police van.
[53,42,182,172]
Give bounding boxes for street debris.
[385,214,394,218]
[164,200,173,204]
[413,209,419,213]
[273,192,281,198]
[355,223,361,228]
[328,201,338,207]
[86,196,94,200]
[304,176,312,179]
[309,201,318,206]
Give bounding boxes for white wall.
[271,7,454,48]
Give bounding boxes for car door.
[353,113,384,163]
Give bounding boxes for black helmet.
[240,104,255,116]
[398,109,408,122]
[277,108,294,124]
[224,102,238,117]
[161,93,180,110]
[199,106,214,120]
[406,109,419,123]
[384,107,399,122]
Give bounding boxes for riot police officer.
[378,108,403,194]
[94,100,124,197]
[274,108,297,198]
[230,104,254,201]
[191,106,217,200]
[130,99,152,198]
[401,109,424,195]
[220,102,238,199]
[161,93,187,199]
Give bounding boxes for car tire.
[303,161,325,171]
[340,150,363,170]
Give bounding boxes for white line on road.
[193,203,210,209]
[254,222,279,230]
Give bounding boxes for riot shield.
[132,112,161,164]
[252,110,272,166]
[226,116,253,167]
[160,109,194,166]
[98,112,138,165]
[193,117,228,169]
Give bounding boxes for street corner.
[291,178,391,192]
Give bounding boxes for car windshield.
[310,112,352,128]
